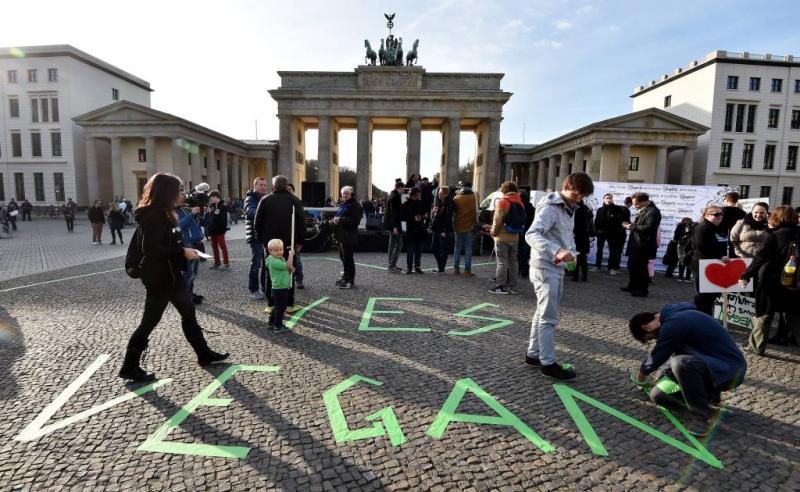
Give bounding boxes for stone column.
[681,147,695,185]
[171,137,183,180]
[277,116,292,178]
[547,156,557,190]
[406,117,421,179]
[85,136,99,202]
[618,144,631,182]
[484,118,501,192]
[559,152,569,180]
[318,116,333,199]
[588,144,602,180]
[528,161,537,189]
[190,145,202,188]
[240,157,249,195]
[145,137,157,178]
[445,117,461,186]
[265,149,276,184]
[110,137,123,201]
[206,146,217,190]
[356,116,371,199]
[574,148,585,173]
[220,151,229,198]
[231,155,241,198]
[654,146,668,184]
[537,159,546,190]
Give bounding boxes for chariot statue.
[362,13,419,67]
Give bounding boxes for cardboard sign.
[713,293,755,330]
[698,259,752,293]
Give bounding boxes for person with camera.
[245,177,268,299]
[120,173,228,382]
[254,175,305,313]
[176,190,207,304]
[207,191,230,270]
[332,186,363,289]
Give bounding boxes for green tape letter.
[285,296,329,329]
[322,375,406,446]
[426,378,554,453]
[359,297,431,332]
[138,364,280,459]
[448,303,514,337]
[553,383,722,469]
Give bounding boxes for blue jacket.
[177,207,206,244]
[641,303,747,387]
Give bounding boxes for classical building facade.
[632,50,800,206]
[500,108,708,190]
[0,45,152,206]
[268,66,511,200]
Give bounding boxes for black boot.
[198,350,230,366]
[119,344,156,382]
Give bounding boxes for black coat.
[403,199,427,241]
[383,189,403,231]
[573,203,595,254]
[134,206,187,295]
[207,200,229,236]
[431,196,454,234]
[741,224,800,315]
[333,198,363,246]
[625,202,662,259]
[254,190,305,248]
[594,204,626,238]
[691,220,728,271]
[721,206,747,256]
[108,210,125,230]
[88,206,105,224]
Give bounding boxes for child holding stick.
[265,238,295,332]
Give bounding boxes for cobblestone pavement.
[0,236,798,490]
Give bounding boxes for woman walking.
[729,202,769,258]
[108,203,125,245]
[692,205,729,315]
[119,173,228,382]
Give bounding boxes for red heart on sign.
[705,260,748,289]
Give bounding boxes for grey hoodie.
[525,192,576,272]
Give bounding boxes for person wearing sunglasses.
[691,205,730,315]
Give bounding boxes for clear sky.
[3,0,800,192]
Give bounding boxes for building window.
[788,145,798,171]
[749,77,761,91]
[112,88,119,100]
[41,98,49,123]
[629,156,640,171]
[34,173,45,201]
[9,97,19,118]
[760,186,771,199]
[54,172,64,201]
[28,69,37,82]
[792,110,800,130]
[768,108,780,128]
[764,144,776,169]
[739,184,750,199]
[724,103,734,132]
[795,80,800,93]
[31,98,39,123]
[31,132,42,157]
[735,104,745,132]
[47,68,58,82]
[138,149,146,162]
[727,75,738,90]
[771,78,783,92]
[742,143,754,168]
[663,95,671,108]
[187,153,192,166]
[11,132,22,157]
[782,187,794,205]
[746,105,757,133]
[51,132,62,157]
[51,97,59,122]
[7,70,17,83]
[0,173,4,201]
[14,173,25,200]
[720,142,733,168]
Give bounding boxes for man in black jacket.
[593,193,627,274]
[384,181,405,272]
[720,191,746,257]
[245,177,268,299]
[622,192,662,297]
[254,175,305,311]
[333,186,363,289]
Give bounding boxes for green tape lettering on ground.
[426,378,554,453]
[138,364,280,459]
[285,297,329,329]
[448,303,513,337]
[322,375,406,446]
[552,383,722,469]
[655,377,681,395]
[358,297,431,332]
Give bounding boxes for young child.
[207,191,230,270]
[265,238,295,332]
[525,172,594,381]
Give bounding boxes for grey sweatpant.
[527,264,564,366]
[495,240,519,289]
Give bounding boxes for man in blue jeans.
[176,192,207,305]
[452,182,478,277]
[245,177,268,299]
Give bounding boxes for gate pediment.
[356,66,424,90]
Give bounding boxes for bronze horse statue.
[406,39,419,66]
[364,40,377,66]
[379,39,386,65]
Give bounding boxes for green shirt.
[265,255,291,289]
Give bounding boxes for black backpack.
[503,199,526,233]
[125,226,144,279]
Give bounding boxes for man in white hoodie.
[525,172,594,380]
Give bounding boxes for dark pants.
[431,232,450,272]
[693,271,719,316]
[183,259,200,295]
[573,253,588,280]
[607,234,625,269]
[9,216,16,231]
[269,288,289,328]
[65,218,74,232]
[339,243,355,282]
[294,252,304,283]
[649,355,719,419]
[22,212,31,221]
[518,234,531,276]
[627,256,650,294]
[266,248,295,308]
[406,236,422,271]
[110,227,123,244]
[388,231,402,267]
[127,287,209,356]
[679,264,692,280]
[665,264,676,277]
[595,235,607,268]
[249,241,266,293]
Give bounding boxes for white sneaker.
[609,269,619,276]
[589,267,600,272]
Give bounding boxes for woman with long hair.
[729,202,769,258]
[107,202,125,245]
[692,205,729,315]
[120,173,228,382]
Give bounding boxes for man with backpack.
[488,181,526,294]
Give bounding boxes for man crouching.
[629,303,747,437]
